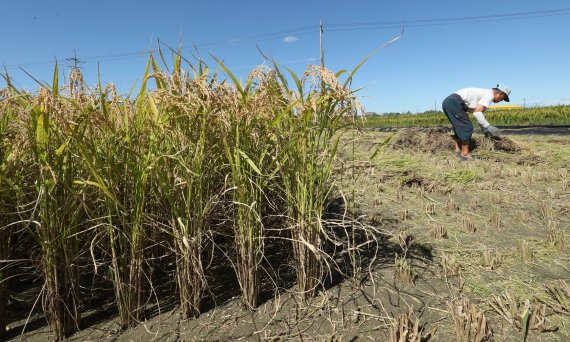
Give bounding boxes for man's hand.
[486,125,502,137]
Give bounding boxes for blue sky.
[1,0,569,113]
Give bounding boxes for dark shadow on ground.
[3,195,434,340]
[321,196,433,292]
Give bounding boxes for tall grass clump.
[277,65,361,299]
[74,61,160,327]
[212,60,287,308]
[5,66,86,339]
[0,86,16,338]
[151,52,223,317]
[0,82,36,337]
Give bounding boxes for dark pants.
[442,93,473,141]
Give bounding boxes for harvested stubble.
[489,209,502,229]
[448,298,494,342]
[488,291,555,335]
[540,280,570,316]
[394,256,414,285]
[517,239,534,261]
[430,224,448,239]
[439,252,460,277]
[389,309,427,342]
[446,197,459,214]
[546,220,566,251]
[462,217,476,233]
[480,250,503,270]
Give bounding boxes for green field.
[364,106,570,128]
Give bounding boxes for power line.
[327,7,570,28]
[2,7,570,70]
[327,11,570,32]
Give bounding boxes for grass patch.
[378,155,420,171]
[444,169,480,184]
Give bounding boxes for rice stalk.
[24,68,83,339]
[275,63,361,300]
[215,60,283,308]
[0,90,13,337]
[151,53,220,318]
[74,60,159,327]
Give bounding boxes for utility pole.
[66,50,84,69]
[320,20,324,69]
[65,50,85,95]
[523,98,526,108]
[320,20,326,92]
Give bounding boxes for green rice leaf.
[52,62,58,95]
[238,149,261,175]
[211,55,244,97]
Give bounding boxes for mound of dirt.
[390,127,521,154]
[390,127,454,153]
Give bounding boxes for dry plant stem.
[448,298,493,342]
[541,280,570,316]
[390,308,424,342]
[395,256,414,285]
[488,291,554,335]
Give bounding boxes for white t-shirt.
[454,88,494,109]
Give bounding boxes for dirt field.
[4,128,569,341]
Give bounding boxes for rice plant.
[8,66,85,338]
[0,44,373,337]
[0,88,14,337]
[73,61,160,327]
[150,53,221,318]
[216,62,283,308]
[275,64,361,299]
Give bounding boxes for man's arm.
[472,105,489,128]
[472,105,502,137]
